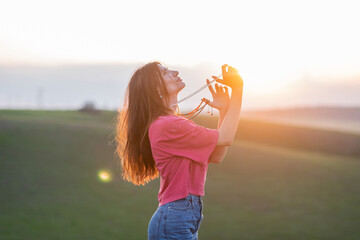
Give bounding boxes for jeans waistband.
[186,194,202,203]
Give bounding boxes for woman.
[116,62,243,239]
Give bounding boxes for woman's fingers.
[207,79,216,96]
[224,86,229,96]
[203,98,215,108]
[208,78,227,97]
[210,77,230,95]
[202,98,210,104]
[212,76,226,85]
[222,64,228,75]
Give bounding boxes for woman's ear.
[157,88,162,98]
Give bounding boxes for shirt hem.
[158,191,204,206]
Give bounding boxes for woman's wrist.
[231,87,243,94]
[218,106,228,129]
[219,106,229,116]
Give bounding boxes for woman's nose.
[172,70,179,76]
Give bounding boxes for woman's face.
[158,64,185,96]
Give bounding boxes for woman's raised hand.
[205,79,230,112]
[212,64,243,91]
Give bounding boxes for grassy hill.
[241,106,360,134]
[1,110,360,239]
[195,115,360,158]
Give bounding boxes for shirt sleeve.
[152,115,219,164]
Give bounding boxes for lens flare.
[98,170,112,183]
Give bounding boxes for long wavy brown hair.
[116,62,175,185]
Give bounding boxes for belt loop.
[189,194,194,207]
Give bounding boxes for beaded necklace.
[174,74,222,120]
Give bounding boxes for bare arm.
[206,64,244,163]
[216,65,244,146]
[217,88,243,146]
[209,108,228,164]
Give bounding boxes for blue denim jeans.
[148,194,204,240]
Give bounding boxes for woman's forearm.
[209,109,229,164]
[217,106,227,129]
[217,88,243,146]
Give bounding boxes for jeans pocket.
[148,208,163,239]
[165,208,198,238]
[168,198,192,210]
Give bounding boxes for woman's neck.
[168,94,178,112]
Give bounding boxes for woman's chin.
[174,82,186,95]
[179,82,186,90]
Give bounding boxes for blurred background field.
[1,109,360,240]
[2,0,360,239]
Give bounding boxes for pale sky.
[1,0,359,109]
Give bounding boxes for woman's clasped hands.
[205,79,230,112]
[214,64,243,91]
[205,64,243,112]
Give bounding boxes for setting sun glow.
[1,0,359,110]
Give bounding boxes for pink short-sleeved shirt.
[148,115,219,206]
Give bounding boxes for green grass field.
[1,110,360,239]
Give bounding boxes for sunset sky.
[1,0,359,110]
